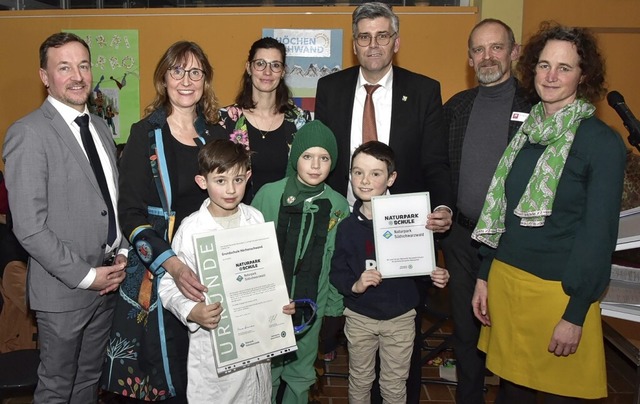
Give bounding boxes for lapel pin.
[402,96,408,102]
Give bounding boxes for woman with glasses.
[217,37,310,203]
[101,41,224,403]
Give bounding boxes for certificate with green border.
[193,222,297,374]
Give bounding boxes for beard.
[476,60,507,85]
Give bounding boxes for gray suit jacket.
[3,99,127,312]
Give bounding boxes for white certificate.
[193,222,297,375]
[371,192,435,278]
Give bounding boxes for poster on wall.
[262,29,343,113]
[67,30,140,144]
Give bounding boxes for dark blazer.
[3,100,126,312]
[315,65,453,209]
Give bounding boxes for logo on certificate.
[236,275,244,282]
[383,230,393,239]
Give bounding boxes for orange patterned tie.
[362,84,381,142]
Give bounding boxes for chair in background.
[0,348,39,400]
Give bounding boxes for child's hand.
[188,301,222,329]
[283,300,295,315]
[352,268,382,294]
[430,267,450,289]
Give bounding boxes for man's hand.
[548,319,582,356]
[91,261,126,295]
[472,279,491,326]
[164,256,207,302]
[352,268,382,294]
[187,301,222,330]
[430,266,450,288]
[427,207,452,233]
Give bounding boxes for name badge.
[511,112,529,122]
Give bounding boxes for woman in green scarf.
[470,22,626,402]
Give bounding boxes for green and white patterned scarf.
[471,98,595,248]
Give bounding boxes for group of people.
[0,2,627,404]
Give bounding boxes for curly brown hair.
[517,21,607,104]
[145,41,219,123]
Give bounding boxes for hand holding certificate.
[371,192,436,278]
[192,222,297,374]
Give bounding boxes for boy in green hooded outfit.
[252,120,349,404]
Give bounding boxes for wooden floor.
[3,298,638,404]
[311,340,637,403]
[311,286,638,403]
[1,341,636,404]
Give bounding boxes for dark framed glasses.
[168,66,205,81]
[355,32,397,47]
[251,59,284,73]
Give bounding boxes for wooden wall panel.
[522,0,640,151]
[0,7,478,170]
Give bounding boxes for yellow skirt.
[478,260,607,399]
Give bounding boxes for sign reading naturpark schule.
[192,222,297,375]
[371,192,436,278]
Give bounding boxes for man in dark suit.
[315,3,453,402]
[3,32,127,403]
[440,19,532,404]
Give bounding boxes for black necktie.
[75,114,117,246]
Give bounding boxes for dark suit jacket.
[3,100,127,312]
[315,65,453,209]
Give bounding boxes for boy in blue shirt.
[330,141,449,403]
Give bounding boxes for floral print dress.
[217,103,310,203]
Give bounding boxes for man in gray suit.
[2,32,127,403]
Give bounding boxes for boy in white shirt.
[159,139,294,403]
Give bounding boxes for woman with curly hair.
[217,37,310,203]
[101,41,224,402]
[471,22,626,402]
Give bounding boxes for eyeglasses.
[292,298,318,335]
[251,59,284,73]
[355,32,397,47]
[168,66,205,81]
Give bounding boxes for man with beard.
[440,19,532,404]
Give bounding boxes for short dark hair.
[351,141,396,176]
[352,2,399,37]
[39,32,91,69]
[468,18,516,52]
[517,21,607,104]
[198,139,253,176]
[235,37,294,114]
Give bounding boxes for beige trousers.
[344,307,416,404]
